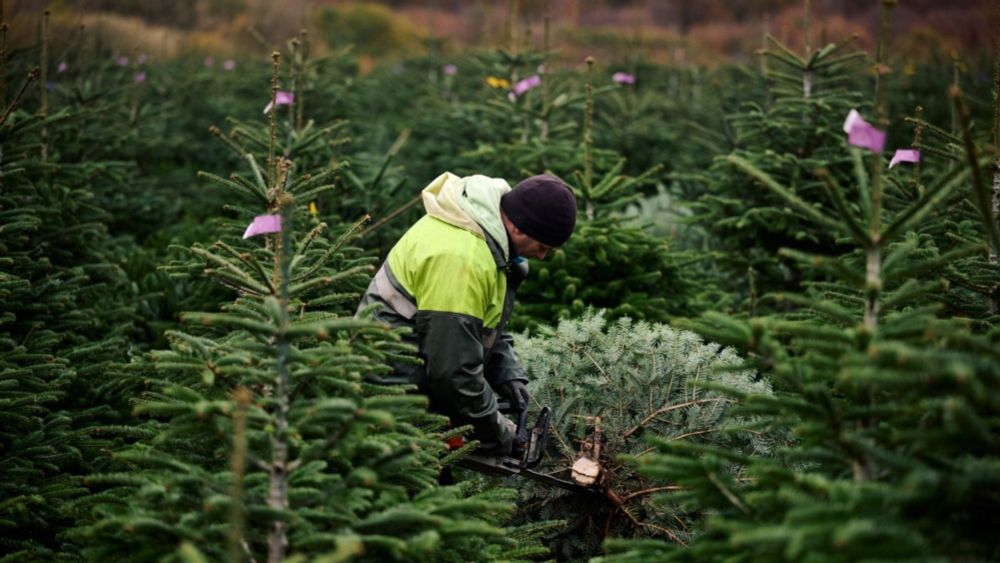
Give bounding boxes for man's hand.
[504,380,531,411]
[501,415,517,437]
[501,415,519,456]
[505,415,531,459]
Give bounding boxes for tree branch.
[606,485,688,545]
[621,485,683,504]
[623,398,730,439]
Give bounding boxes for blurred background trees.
[1,0,997,560]
[3,0,992,63]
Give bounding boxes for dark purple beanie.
[500,174,577,247]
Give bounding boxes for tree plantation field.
[2,1,999,562]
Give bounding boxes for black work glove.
[504,380,531,411]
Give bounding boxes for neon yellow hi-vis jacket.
[357,172,528,452]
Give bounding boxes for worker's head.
[500,174,577,259]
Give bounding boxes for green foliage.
[901,109,999,322]
[517,217,702,328]
[682,35,868,299]
[518,164,704,330]
[3,4,999,560]
[0,101,138,558]
[607,306,1000,561]
[454,52,708,330]
[599,11,1000,561]
[513,311,770,560]
[64,48,547,560]
[594,62,735,179]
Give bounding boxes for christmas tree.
[0,44,139,558]
[67,52,542,562]
[511,311,770,561]
[683,30,869,299]
[600,3,1000,560]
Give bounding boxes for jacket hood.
[421,172,512,259]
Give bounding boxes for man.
[357,171,577,454]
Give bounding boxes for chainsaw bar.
[457,453,595,494]
[454,404,599,495]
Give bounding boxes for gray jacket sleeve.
[485,332,527,390]
[416,311,514,453]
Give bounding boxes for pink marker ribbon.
[263,91,295,114]
[889,149,920,168]
[842,109,886,153]
[612,72,636,84]
[512,75,542,96]
[243,214,282,239]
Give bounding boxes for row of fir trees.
[595,2,1000,561]
[3,1,1000,561]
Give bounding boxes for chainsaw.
[455,402,598,494]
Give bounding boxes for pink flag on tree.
[511,75,541,96]
[842,109,886,153]
[612,72,636,84]
[263,91,295,114]
[242,214,282,239]
[842,109,863,134]
[889,149,920,168]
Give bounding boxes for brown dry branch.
[621,485,683,504]
[670,428,722,442]
[630,426,724,459]
[604,485,688,546]
[633,446,655,458]
[623,397,731,439]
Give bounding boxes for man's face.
[510,229,553,259]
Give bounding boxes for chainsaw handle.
[516,408,528,438]
[498,401,530,454]
[496,401,550,470]
[523,406,550,469]
[497,400,527,427]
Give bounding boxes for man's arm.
[485,333,531,415]
[485,333,527,387]
[418,312,515,452]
